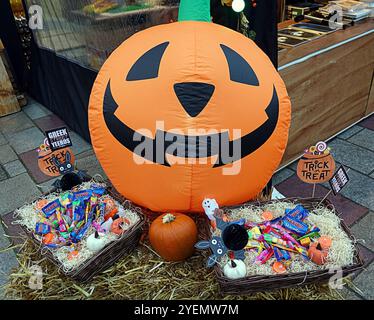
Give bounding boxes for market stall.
[278,17,374,165]
[2,0,370,302]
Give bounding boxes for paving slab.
[347,128,374,152]
[0,173,41,216]
[338,125,364,140]
[351,212,373,251]
[34,114,66,133]
[338,169,374,211]
[0,223,18,298]
[273,168,295,186]
[351,262,374,300]
[37,177,60,194]
[357,243,374,267]
[0,132,6,146]
[22,102,51,120]
[69,131,92,156]
[3,160,26,178]
[276,175,369,226]
[76,154,107,179]
[339,287,362,300]
[6,127,45,155]
[0,112,34,136]
[75,148,95,160]
[0,144,18,165]
[358,115,374,130]
[0,166,7,181]
[18,149,54,184]
[328,138,374,175]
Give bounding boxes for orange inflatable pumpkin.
[89,0,291,212]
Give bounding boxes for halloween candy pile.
[14,181,140,271]
[212,201,355,277]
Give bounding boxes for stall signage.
[45,127,72,151]
[296,141,336,184]
[329,166,350,195]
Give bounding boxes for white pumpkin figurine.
[223,259,247,279]
[86,231,106,252]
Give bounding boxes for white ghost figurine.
[202,198,219,229]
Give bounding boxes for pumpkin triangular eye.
[126,42,169,81]
[220,44,259,86]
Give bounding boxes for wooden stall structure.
[0,39,20,117]
[278,19,374,166]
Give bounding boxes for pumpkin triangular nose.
[174,82,215,117]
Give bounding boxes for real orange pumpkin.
[149,213,198,261]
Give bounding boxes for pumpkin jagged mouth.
[102,81,279,167]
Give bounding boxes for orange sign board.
[37,146,75,177]
[297,142,335,184]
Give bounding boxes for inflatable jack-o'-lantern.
[89,0,291,212]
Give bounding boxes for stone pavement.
[0,98,373,299]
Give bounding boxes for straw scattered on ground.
[3,190,356,300]
[5,216,348,300]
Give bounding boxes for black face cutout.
[174,82,215,117]
[102,81,279,167]
[220,44,259,86]
[126,42,169,81]
[222,224,249,251]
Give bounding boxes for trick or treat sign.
[37,138,75,177]
[297,141,335,184]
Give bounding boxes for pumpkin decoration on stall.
[36,199,49,211]
[149,213,198,261]
[87,231,107,252]
[308,236,332,265]
[37,141,75,178]
[42,232,55,245]
[223,259,247,279]
[89,0,291,212]
[110,217,131,235]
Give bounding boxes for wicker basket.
[201,197,364,294]
[20,185,145,283]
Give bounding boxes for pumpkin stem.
[162,213,176,224]
[95,231,99,239]
[178,0,211,22]
[230,260,237,268]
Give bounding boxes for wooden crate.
[0,40,20,117]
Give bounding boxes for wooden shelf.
[278,18,374,67]
[278,19,374,166]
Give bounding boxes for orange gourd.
[149,213,198,261]
[42,232,55,244]
[111,217,131,235]
[308,237,332,265]
[36,199,49,211]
